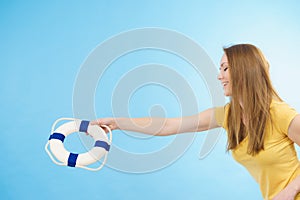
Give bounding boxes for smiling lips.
[222,82,229,87]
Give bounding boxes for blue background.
[1,1,300,199]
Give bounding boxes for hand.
[90,118,118,133]
[272,179,300,200]
[272,188,297,200]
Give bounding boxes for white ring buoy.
[45,118,112,171]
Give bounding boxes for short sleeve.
[214,105,229,128]
[271,101,298,135]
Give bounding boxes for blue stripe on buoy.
[67,153,78,167]
[79,120,89,132]
[94,141,110,151]
[49,133,65,142]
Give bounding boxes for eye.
[219,65,229,72]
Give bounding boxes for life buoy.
[45,118,112,171]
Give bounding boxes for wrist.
[114,118,123,130]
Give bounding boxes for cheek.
[225,71,231,79]
[226,75,232,86]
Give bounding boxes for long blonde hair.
[224,44,281,155]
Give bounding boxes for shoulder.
[214,103,230,128]
[270,100,297,116]
[270,100,298,134]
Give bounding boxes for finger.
[90,121,97,125]
[103,127,109,133]
[90,119,101,125]
[100,126,110,133]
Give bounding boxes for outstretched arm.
[91,108,220,136]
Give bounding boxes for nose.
[217,71,223,80]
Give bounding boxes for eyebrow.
[220,62,228,67]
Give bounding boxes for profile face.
[218,54,232,96]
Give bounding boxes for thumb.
[90,119,101,126]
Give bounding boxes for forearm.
[115,117,174,136]
[273,175,300,199]
[115,116,200,136]
[289,175,300,195]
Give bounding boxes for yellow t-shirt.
[215,100,300,200]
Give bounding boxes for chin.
[224,92,231,96]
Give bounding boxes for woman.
[92,44,300,200]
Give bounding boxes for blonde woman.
[92,44,300,200]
